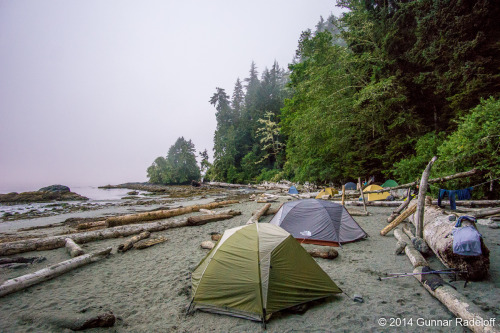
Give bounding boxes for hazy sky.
[0,0,344,192]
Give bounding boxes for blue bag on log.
[452,217,482,256]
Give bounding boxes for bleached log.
[413,266,499,333]
[0,247,112,298]
[341,185,345,206]
[246,203,271,224]
[471,207,500,218]
[343,201,403,207]
[308,248,338,260]
[65,238,84,257]
[410,204,490,280]
[432,200,500,207]
[347,209,370,216]
[358,178,367,212]
[387,188,412,223]
[134,236,167,249]
[416,156,438,238]
[76,220,106,230]
[105,200,239,227]
[394,229,428,267]
[117,231,150,252]
[380,203,417,236]
[187,214,234,226]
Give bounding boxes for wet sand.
[0,196,498,332]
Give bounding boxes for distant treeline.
[204,0,499,196]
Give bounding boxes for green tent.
[382,179,398,188]
[189,223,341,324]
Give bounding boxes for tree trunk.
[105,200,239,227]
[0,247,112,298]
[410,204,490,280]
[117,231,150,252]
[380,203,417,236]
[341,185,345,206]
[65,238,84,257]
[246,203,271,224]
[416,156,438,237]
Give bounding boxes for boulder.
[38,185,71,193]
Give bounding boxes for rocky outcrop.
[38,185,71,193]
[0,188,88,204]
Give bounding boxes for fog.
[0,0,343,192]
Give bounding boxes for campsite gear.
[315,187,338,199]
[378,268,461,280]
[352,294,364,303]
[269,199,367,246]
[381,179,398,188]
[344,182,357,190]
[189,223,341,324]
[361,184,390,201]
[288,185,299,194]
[452,216,482,256]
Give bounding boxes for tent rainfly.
[381,179,398,188]
[344,182,357,190]
[269,199,367,246]
[362,184,390,201]
[189,223,341,325]
[288,185,299,194]
[315,187,338,199]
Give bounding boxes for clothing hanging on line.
[437,187,473,210]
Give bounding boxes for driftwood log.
[412,266,499,333]
[347,209,370,216]
[308,248,338,260]
[380,202,417,236]
[358,178,367,212]
[117,231,150,252]
[432,200,500,208]
[65,238,84,257]
[387,189,412,223]
[343,201,402,207]
[0,247,112,298]
[246,203,271,224]
[472,207,500,219]
[105,200,239,227]
[76,220,106,230]
[402,224,431,254]
[200,209,241,216]
[187,214,234,226]
[0,214,230,256]
[21,312,115,331]
[134,236,167,250]
[393,229,428,267]
[416,156,438,237]
[410,204,490,280]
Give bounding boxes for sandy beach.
[0,192,499,332]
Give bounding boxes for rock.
[38,185,71,193]
[127,191,139,195]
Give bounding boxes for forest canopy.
[205,0,499,196]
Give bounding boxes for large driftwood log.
[432,200,500,207]
[412,266,499,333]
[187,214,234,226]
[416,156,438,237]
[1,216,196,256]
[363,168,478,194]
[105,200,239,227]
[343,201,403,207]
[117,231,150,252]
[200,208,241,216]
[246,203,271,224]
[21,311,115,331]
[0,247,112,298]
[347,209,370,216]
[65,238,84,257]
[471,207,500,218]
[380,202,417,236]
[410,204,490,280]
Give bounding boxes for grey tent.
[269,199,367,246]
[344,182,357,190]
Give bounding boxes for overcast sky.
[0,0,344,192]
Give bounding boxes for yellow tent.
[316,188,338,199]
[362,184,390,201]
